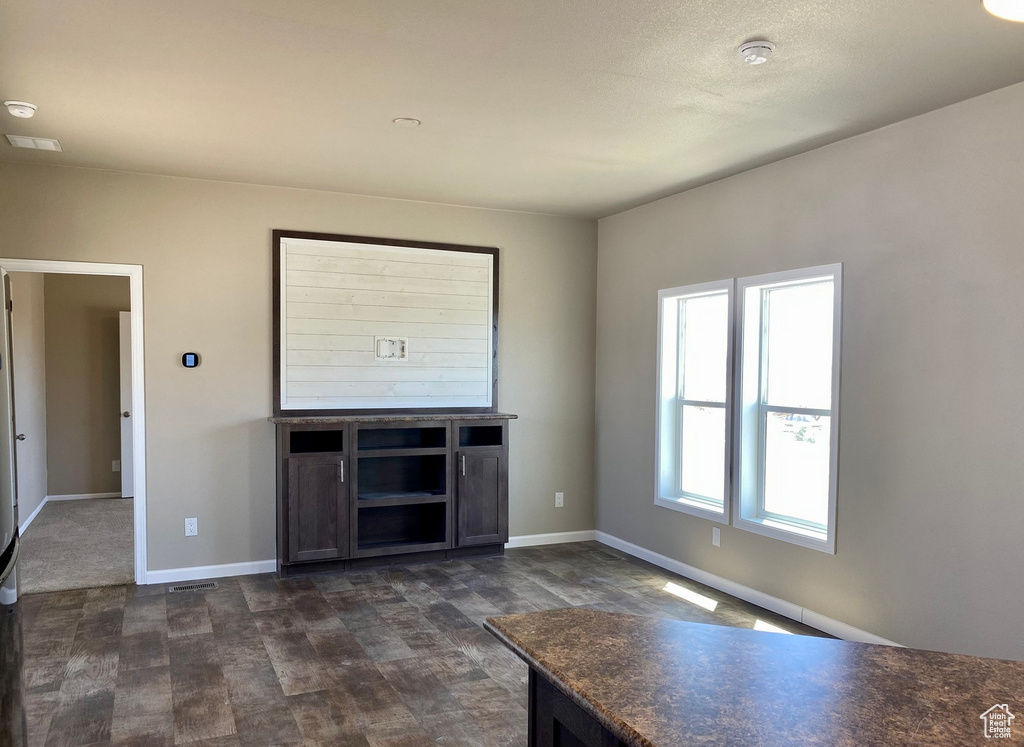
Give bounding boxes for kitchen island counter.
[485,607,1024,746]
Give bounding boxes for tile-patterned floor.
[19,542,827,746]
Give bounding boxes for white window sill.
[655,495,727,523]
[733,515,835,554]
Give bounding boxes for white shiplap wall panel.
[288,350,486,368]
[287,253,490,282]
[288,381,491,398]
[287,269,487,296]
[286,302,488,326]
[280,238,494,410]
[288,318,488,339]
[287,366,488,383]
[286,336,489,354]
[293,396,486,408]
[287,286,489,310]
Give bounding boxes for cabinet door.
[457,448,508,546]
[287,455,349,562]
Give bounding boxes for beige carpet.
[19,498,134,594]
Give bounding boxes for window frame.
[655,279,734,523]
[733,264,843,554]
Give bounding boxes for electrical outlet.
[112,459,121,472]
[555,492,564,508]
[185,517,198,537]
[712,527,721,547]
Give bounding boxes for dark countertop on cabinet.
[485,607,1024,747]
[270,412,518,424]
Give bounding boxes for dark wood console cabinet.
[272,413,516,577]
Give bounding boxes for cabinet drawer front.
[288,456,348,562]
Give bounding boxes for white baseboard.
[145,559,278,585]
[506,530,597,548]
[595,531,901,647]
[47,492,122,501]
[18,496,48,533]
[146,531,600,586]
[146,528,598,586]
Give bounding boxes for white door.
[0,273,17,555]
[119,311,133,498]
[9,273,47,530]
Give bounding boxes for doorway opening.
[1,260,146,591]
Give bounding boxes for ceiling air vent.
[6,134,62,151]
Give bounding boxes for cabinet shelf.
[357,539,450,554]
[357,491,448,506]
[356,453,446,499]
[357,502,447,553]
[355,447,448,458]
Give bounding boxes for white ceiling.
[2,1,1024,217]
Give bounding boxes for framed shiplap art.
[273,231,498,415]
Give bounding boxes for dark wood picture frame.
[273,229,499,417]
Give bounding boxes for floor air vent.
[168,581,218,593]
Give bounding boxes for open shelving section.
[272,412,516,577]
[352,421,452,557]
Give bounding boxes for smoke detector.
[392,117,421,127]
[4,101,37,118]
[738,41,776,65]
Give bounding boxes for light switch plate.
[712,527,721,547]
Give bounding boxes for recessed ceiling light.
[738,41,776,65]
[983,0,1024,21]
[3,101,37,118]
[392,117,421,128]
[5,134,62,151]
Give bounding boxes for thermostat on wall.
[181,352,201,368]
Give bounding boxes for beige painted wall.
[43,274,130,496]
[597,80,1024,661]
[0,165,597,571]
[9,273,47,527]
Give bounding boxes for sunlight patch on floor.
[753,619,793,634]
[662,581,718,611]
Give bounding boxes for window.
[655,280,733,521]
[655,264,842,553]
[734,265,841,552]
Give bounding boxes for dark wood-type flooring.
[20,541,826,746]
